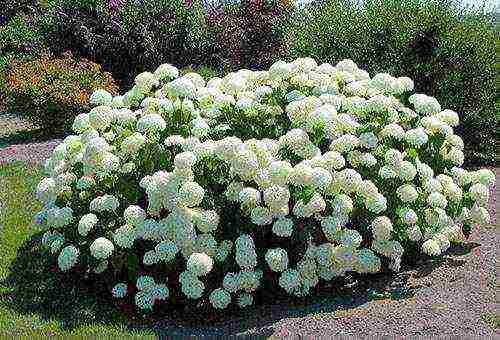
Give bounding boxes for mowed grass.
[0,161,43,281]
[0,161,156,338]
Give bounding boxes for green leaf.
[127,253,139,282]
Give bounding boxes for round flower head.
[135,290,154,310]
[187,252,214,277]
[279,269,300,294]
[398,161,417,182]
[470,205,490,225]
[168,77,197,98]
[265,248,289,272]
[379,165,397,179]
[137,275,156,291]
[137,114,166,134]
[272,218,294,237]
[371,216,393,241]
[46,206,74,229]
[154,63,179,82]
[422,239,441,256]
[90,237,114,259]
[180,273,205,299]
[112,283,128,298]
[143,250,160,266]
[408,93,441,115]
[405,128,428,147]
[397,184,418,203]
[209,288,231,309]
[88,105,114,131]
[194,234,217,257]
[250,206,272,226]
[72,113,92,133]
[223,272,240,293]
[36,178,57,204]
[123,205,146,227]
[135,71,159,92]
[401,208,418,225]
[338,229,362,248]
[238,187,261,207]
[310,167,333,190]
[90,194,119,212]
[78,213,97,237]
[192,209,219,233]
[215,240,233,263]
[235,234,257,269]
[407,226,422,241]
[392,76,414,94]
[58,245,79,271]
[177,181,204,207]
[90,89,113,107]
[433,233,451,253]
[174,151,197,169]
[321,214,347,241]
[237,270,261,292]
[331,194,353,215]
[155,241,179,262]
[263,185,290,209]
[43,230,64,251]
[475,169,495,187]
[121,132,146,156]
[365,193,387,214]
[151,283,169,301]
[354,249,381,273]
[469,183,489,206]
[113,224,136,249]
[380,123,405,141]
[427,192,448,209]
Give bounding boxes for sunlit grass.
[0,161,43,281]
[0,161,156,337]
[481,312,500,331]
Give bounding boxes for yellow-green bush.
[4,52,118,133]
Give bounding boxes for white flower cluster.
[35,58,494,312]
[134,276,169,310]
[57,245,79,271]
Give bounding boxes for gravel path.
[0,114,61,165]
[0,133,497,337]
[0,114,37,138]
[0,139,61,165]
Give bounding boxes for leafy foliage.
[3,52,118,133]
[27,56,495,317]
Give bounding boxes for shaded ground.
[0,114,498,337]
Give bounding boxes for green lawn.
[0,162,156,338]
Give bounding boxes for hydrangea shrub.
[34,57,494,313]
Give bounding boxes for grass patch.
[0,161,156,337]
[481,312,500,331]
[0,162,43,280]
